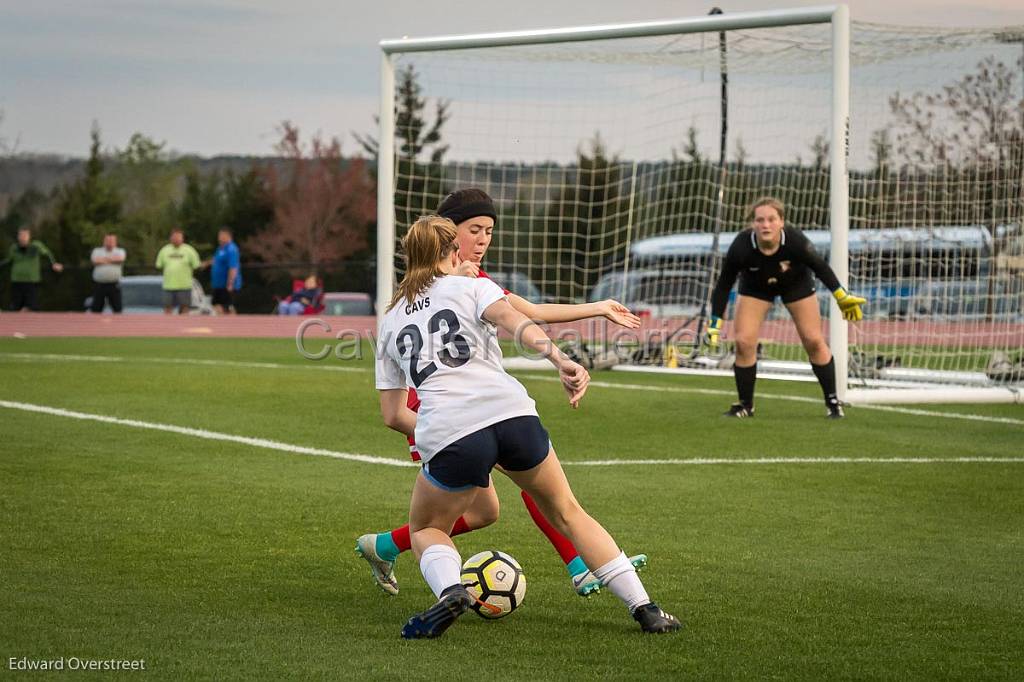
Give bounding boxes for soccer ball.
[460,550,526,619]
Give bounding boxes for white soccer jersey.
[376,275,538,461]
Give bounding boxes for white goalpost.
[376,5,1024,405]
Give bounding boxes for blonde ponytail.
[387,215,459,311]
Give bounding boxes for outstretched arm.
[507,294,640,329]
[790,228,865,321]
[35,241,63,271]
[483,297,590,408]
[791,228,842,291]
[706,238,744,348]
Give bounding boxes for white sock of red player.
[593,551,650,613]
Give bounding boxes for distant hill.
[0,154,294,211]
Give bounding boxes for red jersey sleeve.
[477,268,511,296]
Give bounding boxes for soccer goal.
[376,6,1024,405]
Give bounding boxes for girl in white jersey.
[376,215,681,638]
[358,188,647,600]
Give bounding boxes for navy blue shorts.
[422,416,551,492]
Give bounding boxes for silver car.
[85,275,212,314]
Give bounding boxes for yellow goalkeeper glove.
[833,287,866,322]
[706,316,723,349]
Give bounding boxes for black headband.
[438,198,497,226]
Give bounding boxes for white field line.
[0,399,414,468]
[570,457,1024,466]
[2,399,1023,468]
[517,374,1024,427]
[0,352,366,373]
[3,351,1022,427]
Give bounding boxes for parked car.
[589,267,709,318]
[321,292,374,316]
[916,279,1024,321]
[84,275,212,314]
[483,271,552,303]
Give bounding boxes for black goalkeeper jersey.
[710,226,842,317]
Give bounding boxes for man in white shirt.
[89,233,126,313]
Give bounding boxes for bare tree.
[870,128,893,174]
[0,110,20,156]
[889,56,1024,166]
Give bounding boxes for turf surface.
[1,337,1022,679]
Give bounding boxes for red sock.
[521,490,579,564]
[451,517,471,536]
[389,516,472,554]
[390,524,412,552]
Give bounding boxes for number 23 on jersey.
[396,308,472,387]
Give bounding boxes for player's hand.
[706,315,723,350]
[453,255,479,278]
[833,287,867,322]
[558,359,590,409]
[597,299,641,329]
[52,263,64,273]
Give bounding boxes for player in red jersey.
[357,188,647,597]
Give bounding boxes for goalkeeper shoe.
[355,533,399,596]
[723,402,754,418]
[632,602,683,634]
[401,585,474,639]
[827,401,846,419]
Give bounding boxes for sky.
[2,0,1023,159]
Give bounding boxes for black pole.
[692,6,728,356]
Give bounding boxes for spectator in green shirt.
[155,228,201,315]
[0,229,64,311]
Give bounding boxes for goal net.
[376,8,1024,404]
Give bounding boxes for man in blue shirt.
[208,228,242,314]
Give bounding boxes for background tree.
[675,125,704,165]
[246,122,375,279]
[734,137,748,170]
[355,65,450,232]
[539,133,631,300]
[0,109,21,157]
[889,56,1023,168]
[105,132,189,265]
[47,125,122,265]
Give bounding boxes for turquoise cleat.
[355,533,399,596]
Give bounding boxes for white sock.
[593,551,650,613]
[419,544,463,599]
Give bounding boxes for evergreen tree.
[541,133,631,300]
[355,65,450,231]
[48,125,122,264]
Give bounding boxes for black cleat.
[401,585,474,639]
[826,402,845,419]
[632,602,683,634]
[723,402,754,418]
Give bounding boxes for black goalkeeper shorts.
[738,270,817,305]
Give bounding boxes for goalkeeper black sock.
[812,357,839,407]
[734,362,757,410]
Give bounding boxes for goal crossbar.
[379,6,841,53]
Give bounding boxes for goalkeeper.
[706,197,866,419]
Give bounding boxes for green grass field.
[2,337,1022,680]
